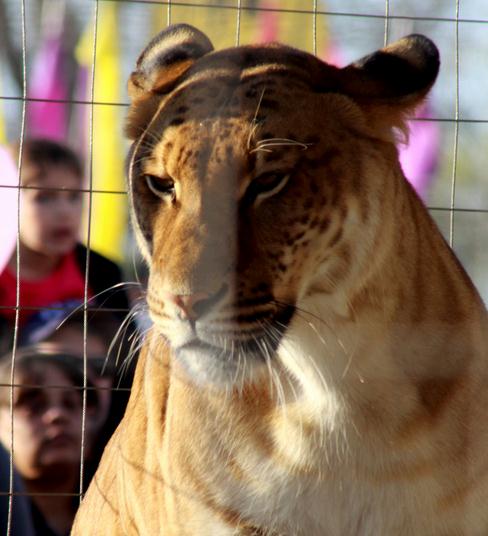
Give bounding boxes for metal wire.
[383,0,390,46]
[235,0,242,46]
[77,0,99,503]
[1,97,487,123]
[6,0,27,533]
[0,95,128,107]
[0,304,129,313]
[313,0,318,55]
[0,382,131,392]
[98,0,488,25]
[0,184,127,195]
[449,0,461,247]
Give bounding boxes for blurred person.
[0,138,131,353]
[23,309,135,483]
[0,349,99,536]
[22,310,119,437]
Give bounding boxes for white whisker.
[250,137,311,154]
[54,281,142,331]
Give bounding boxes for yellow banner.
[76,3,126,263]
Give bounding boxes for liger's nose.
[165,292,211,320]
[163,284,228,320]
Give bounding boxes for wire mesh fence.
[0,0,487,534]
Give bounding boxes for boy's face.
[20,164,83,258]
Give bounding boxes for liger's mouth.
[175,304,296,361]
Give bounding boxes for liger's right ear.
[125,24,214,139]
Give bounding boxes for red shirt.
[0,251,89,326]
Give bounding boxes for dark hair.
[52,310,120,346]
[9,138,83,184]
[0,346,98,409]
[22,306,120,349]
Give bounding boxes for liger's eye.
[144,174,175,199]
[246,171,291,203]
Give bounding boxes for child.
[0,138,131,351]
[0,348,99,536]
[25,308,135,473]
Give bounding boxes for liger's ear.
[342,34,440,103]
[339,34,440,136]
[125,24,214,139]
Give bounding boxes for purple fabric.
[27,36,68,141]
[399,105,440,201]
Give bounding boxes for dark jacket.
[0,443,35,536]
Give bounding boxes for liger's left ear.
[338,35,440,134]
[342,34,440,104]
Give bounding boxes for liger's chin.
[156,305,296,388]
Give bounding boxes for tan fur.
[72,27,488,535]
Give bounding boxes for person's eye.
[35,191,55,204]
[62,392,81,412]
[15,389,44,413]
[68,190,83,203]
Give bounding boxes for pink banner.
[27,36,68,141]
[257,1,279,43]
[0,147,19,272]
